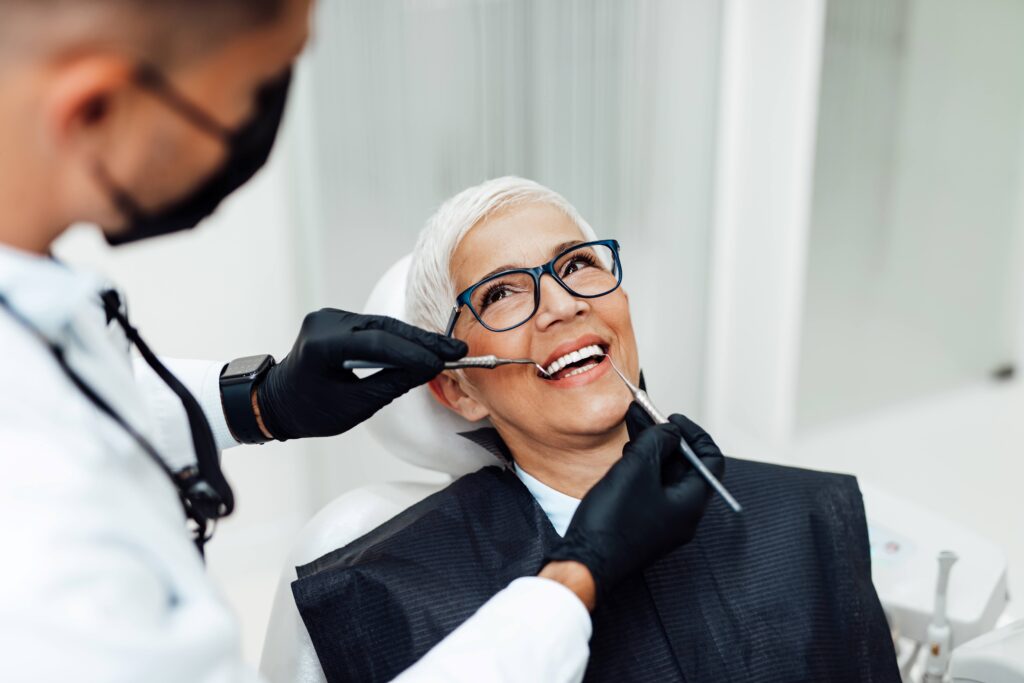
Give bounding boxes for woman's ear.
[428,373,490,422]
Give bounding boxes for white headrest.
[360,255,500,476]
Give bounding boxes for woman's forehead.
[451,204,587,290]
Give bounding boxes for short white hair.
[406,176,599,334]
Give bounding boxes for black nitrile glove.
[256,308,467,440]
[546,402,725,601]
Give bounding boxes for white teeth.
[563,362,599,378]
[544,344,606,377]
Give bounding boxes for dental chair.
[258,256,500,683]
[260,257,1014,683]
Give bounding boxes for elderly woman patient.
[292,178,900,682]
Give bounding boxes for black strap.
[100,291,234,519]
[0,291,232,557]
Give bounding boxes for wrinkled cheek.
[460,330,491,358]
[605,298,640,371]
[468,372,528,417]
[462,325,528,359]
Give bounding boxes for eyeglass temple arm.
[444,306,462,337]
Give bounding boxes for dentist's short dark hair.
[0,0,290,64]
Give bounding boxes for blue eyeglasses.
[445,239,623,336]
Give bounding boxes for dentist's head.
[407,177,641,472]
[0,0,314,253]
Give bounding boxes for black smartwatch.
[220,354,276,445]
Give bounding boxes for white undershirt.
[513,463,582,537]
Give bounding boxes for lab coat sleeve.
[391,577,592,683]
[133,357,240,471]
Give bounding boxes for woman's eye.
[562,255,595,277]
[480,285,513,309]
[485,287,509,304]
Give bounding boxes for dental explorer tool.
[343,355,551,376]
[605,357,742,514]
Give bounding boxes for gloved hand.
[256,308,468,440]
[545,402,725,601]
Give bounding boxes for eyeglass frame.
[444,238,623,336]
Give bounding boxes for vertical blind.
[290,0,723,417]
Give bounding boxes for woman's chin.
[550,395,632,436]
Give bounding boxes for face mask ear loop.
[133,63,233,142]
[92,160,148,224]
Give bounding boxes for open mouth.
[538,343,609,381]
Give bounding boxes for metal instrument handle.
[448,355,500,369]
[342,355,501,372]
[635,388,743,514]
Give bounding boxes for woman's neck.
[498,422,630,499]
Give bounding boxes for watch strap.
[220,356,275,445]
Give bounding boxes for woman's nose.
[533,275,588,330]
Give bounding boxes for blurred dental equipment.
[951,620,1024,683]
[343,355,550,375]
[862,484,1013,682]
[923,551,958,683]
[604,356,742,514]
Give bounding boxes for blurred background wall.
[53,0,1024,666]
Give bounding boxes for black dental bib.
[292,450,899,682]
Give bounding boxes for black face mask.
[99,64,294,246]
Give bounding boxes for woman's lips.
[539,333,610,370]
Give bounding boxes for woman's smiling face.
[431,202,639,445]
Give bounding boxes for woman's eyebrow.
[475,240,586,281]
[550,239,585,256]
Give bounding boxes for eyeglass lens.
[469,243,620,331]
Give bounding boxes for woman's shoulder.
[291,465,535,683]
[724,456,862,498]
[296,465,530,576]
[709,457,870,540]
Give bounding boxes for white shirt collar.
[0,243,105,344]
[513,462,581,537]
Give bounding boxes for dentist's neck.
[499,422,630,499]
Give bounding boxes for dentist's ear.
[428,374,490,422]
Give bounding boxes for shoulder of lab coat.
[133,356,241,472]
[0,309,261,683]
[393,577,592,683]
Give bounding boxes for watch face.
[226,355,271,378]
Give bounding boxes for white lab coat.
[0,244,591,683]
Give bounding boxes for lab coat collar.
[0,243,105,344]
[0,241,168,479]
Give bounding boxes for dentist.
[0,0,721,681]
